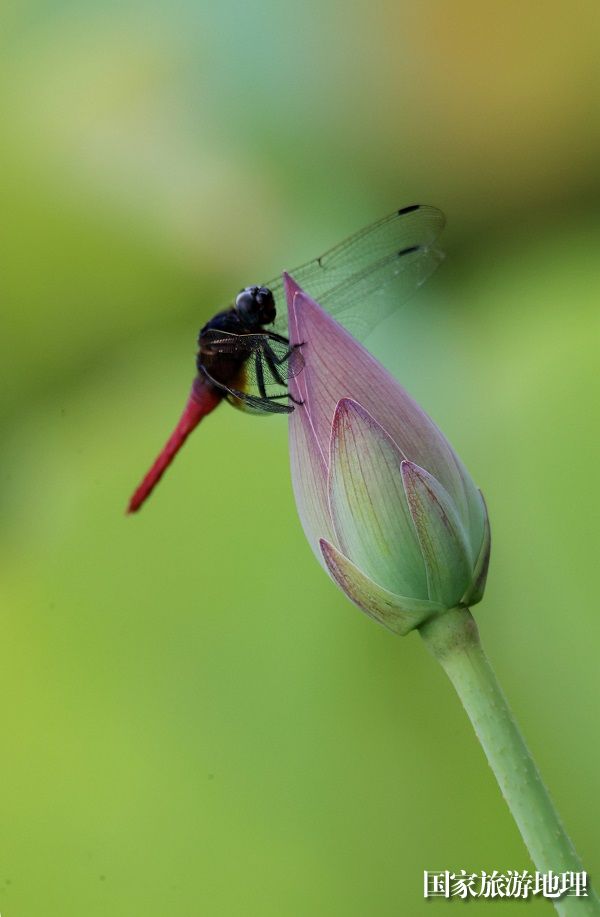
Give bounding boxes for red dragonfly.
[127,204,445,513]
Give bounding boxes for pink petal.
[328,399,426,598]
[288,394,335,563]
[320,539,444,636]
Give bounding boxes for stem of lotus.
[419,607,599,915]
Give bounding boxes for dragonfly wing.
[200,330,304,379]
[266,204,445,339]
[310,243,445,340]
[225,390,294,415]
[199,329,304,414]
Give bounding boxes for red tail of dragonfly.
[127,377,222,513]
[127,204,446,513]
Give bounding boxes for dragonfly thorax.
[234,286,276,327]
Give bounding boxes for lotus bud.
[285,274,490,635]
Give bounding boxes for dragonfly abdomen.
[127,375,222,513]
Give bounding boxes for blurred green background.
[2,1,599,914]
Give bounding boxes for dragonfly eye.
[235,286,276,326]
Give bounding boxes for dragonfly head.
[235,286,276,327]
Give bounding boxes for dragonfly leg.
[262,339,304,379]
[265,331,307,359]
[261,341,305,405]
[264,330,290,346]
[261,344,288,388]
[254,350,268,399]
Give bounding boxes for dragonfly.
[127,203,445,513]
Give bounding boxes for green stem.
[419,606,599,915]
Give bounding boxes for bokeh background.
[2,2,599,914]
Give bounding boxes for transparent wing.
[263,204,445,339]
[200,329,305,381]
[223,392,294,415]
[199,329,304,415]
